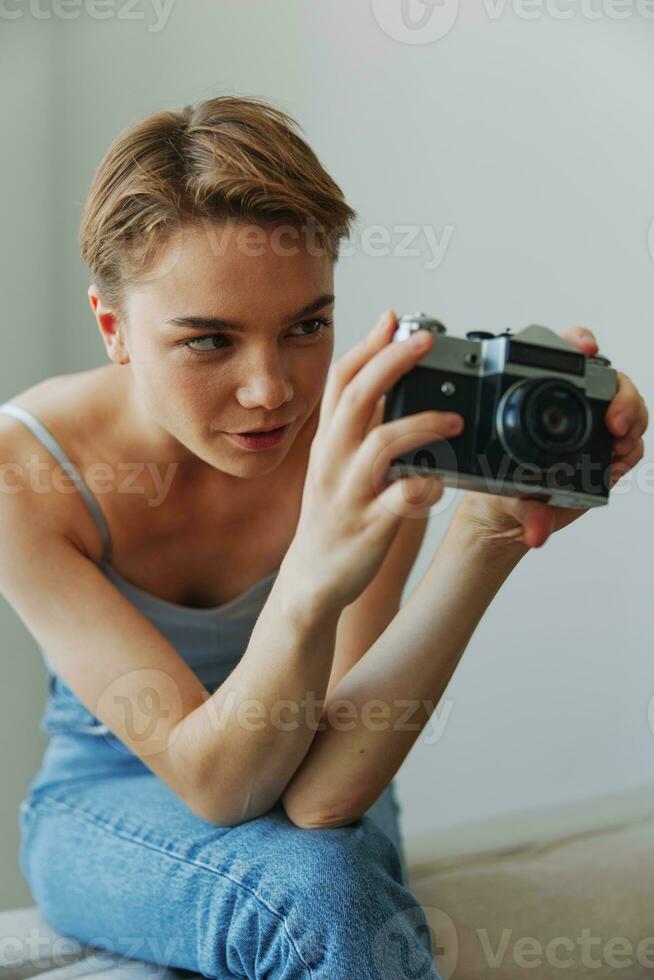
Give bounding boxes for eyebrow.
[166,293,335,332]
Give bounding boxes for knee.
[276,814,405,908]
[266,820,436,978]
[202,813,435,979]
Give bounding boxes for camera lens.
[540,405,568,437]
[497,378,592,466]
[526,381,589,452]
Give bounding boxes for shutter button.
[589,354,612,366]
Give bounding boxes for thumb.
[506,497,554,548]
[522,500,554,548]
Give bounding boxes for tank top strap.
[0,402,112,563]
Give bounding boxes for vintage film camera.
[381,314,618,508]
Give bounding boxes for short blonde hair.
[79,95,357,315]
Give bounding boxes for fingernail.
[409,330,430,348]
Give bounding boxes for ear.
[88,283,130,365]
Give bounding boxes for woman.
[0,96,647,980]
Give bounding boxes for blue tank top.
[0,402,281,739]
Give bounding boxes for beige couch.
[3,784,654,979]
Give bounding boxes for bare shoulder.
[0,364,117,445]
[0,365,120,562]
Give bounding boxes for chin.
[216,441,291,473]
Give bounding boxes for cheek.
[131,349,212,417]
[172,368,214,401]
[156,350,222,397]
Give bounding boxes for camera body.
[382,314,618,509]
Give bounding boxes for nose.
[235,344,294,411]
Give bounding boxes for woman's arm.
[325,512,430,703]
[0,420,342,829]
[171,513,430,826]
[167,566,343,825]
[280,515,529,828]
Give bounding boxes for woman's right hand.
[283,309,465,615]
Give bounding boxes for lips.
[239,427,282,435]
[228,425,291,450]
[234,422,292,434]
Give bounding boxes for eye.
[184,334,230,353]
[288,316,333,339]
[184,316,333,353]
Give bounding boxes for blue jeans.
[18,729,443,979]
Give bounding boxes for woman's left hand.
[452,326,649,550]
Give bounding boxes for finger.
[363,393,386,441]
[612,411,646,455]
[318,310,397,430]
[560,326,599,352]
[605,373,646,438]
[348,410,463,506]
[330,328,435,450]
[373,471,445,525]
[610,438,645,486]
[498,497,556,549]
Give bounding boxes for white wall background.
[0,15,60,910]
[2,1,653,909]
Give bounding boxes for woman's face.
[107,219,335,480]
